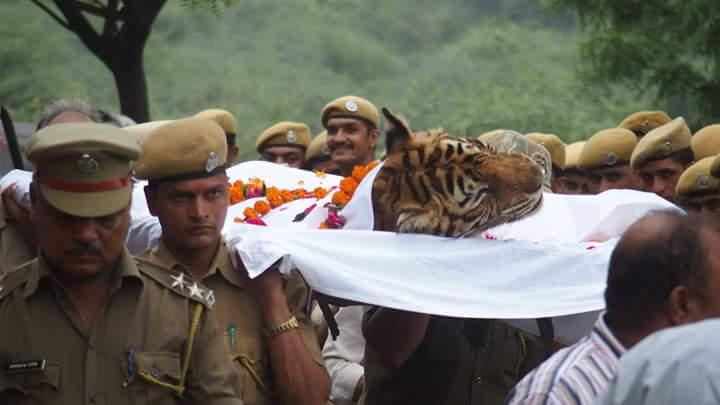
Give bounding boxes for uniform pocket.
[0,361,60,403]
[131,351,183,403]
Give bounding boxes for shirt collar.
[591,312,627,359]
[152,237,245,289]
[23,248,141,298]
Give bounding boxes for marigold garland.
[319,161,378,229]
[229,161,378,228]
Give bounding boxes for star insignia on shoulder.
[170,273,187,292]
[188,282,205,299]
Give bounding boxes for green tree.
[28,0,232,122]
[550,0,720,125]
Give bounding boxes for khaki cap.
[483,130,553,191]
[676,157,720,197]
[134,118,227,181]
[194,108,237,135]
[124,120,173,144]
[256,121,311,153]
[321,96,380,128]
[477,129,506,144]
[25,123,141,218]
[306,131,331,162]
[564,141,585,171]
[630,117,692,169]
[691,124,720,160]
[526,133,566,170]
[578,128,637,170]
[618,111,672,136]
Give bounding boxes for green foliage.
[3,0,657,161]
[550,0,720,127]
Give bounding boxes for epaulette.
[134,257,215,309]
[0,264,33,301]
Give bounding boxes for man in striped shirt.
[506,210,720,405]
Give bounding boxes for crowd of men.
[1,96,720,405]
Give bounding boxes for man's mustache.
[65,244,102,257]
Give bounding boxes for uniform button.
[150,367,161,378]
[476,376,483,385]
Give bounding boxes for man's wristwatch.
[263,315,299,337]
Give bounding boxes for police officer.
[305,131,340,175]
[320,96,380,177]
[526,132,566,192]
[256,122,311,169]
[0,123,242,404]
[676,157,720,216]
[578,128,643,193]
[630,117,694,204]
[617,110,672,138]
[134,118,330,405]
[691,124,720,161]
[195,109,241,164]
[556,141,591,195]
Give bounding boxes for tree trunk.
[109,51,150,123]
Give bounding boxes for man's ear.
[227,145,240,165]
[144,184,159,217]
[666,286,701,325]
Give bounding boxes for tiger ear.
[382,107,413,155]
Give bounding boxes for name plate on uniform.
[4,360,46,374]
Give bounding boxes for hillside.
[0,0,658,160]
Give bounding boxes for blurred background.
[1,0,712,162]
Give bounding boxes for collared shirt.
[138,239,324,405]
[0,198,35,275]
[505,313,626,405]
[0,249,242,405]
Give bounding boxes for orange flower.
[280,189,294,203]
[233,217,243,223]
[229,186,245,205]
[351,165,369,182]
[319,221,330,229]
[313,187,329,199]
[254,200,271,215]
[366,161,379,171]
[292,189,306,200]
[232,180,244,189]
[332,190,351,206]
[314,170,327,178]
[243,207,259,219]
[339,177,359,195]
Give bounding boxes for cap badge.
[604,151,618,166]
[321,144,331,156]
[205,151,219,173]
[662,141,673,156]
[345,99,359,113]
[287,130,297,143]
[698,175,711,190]
[76,153,99,174]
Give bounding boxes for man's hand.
[2,184,37,251]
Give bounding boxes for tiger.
[371,108,544,237]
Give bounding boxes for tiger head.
[372,108,544,237]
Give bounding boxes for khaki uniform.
[360,313,544,405]
[0,200,34,275]
[0,249,242,405]
[138,240,324,405]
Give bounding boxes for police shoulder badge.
[345,99,358,113]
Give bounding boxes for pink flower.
[326,209,346,228]
[303,203,317,215]
[246,186,263,199]
[245,217,267,226]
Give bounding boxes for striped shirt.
[505,313,626,405]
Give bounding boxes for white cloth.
[323,306,366,405]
